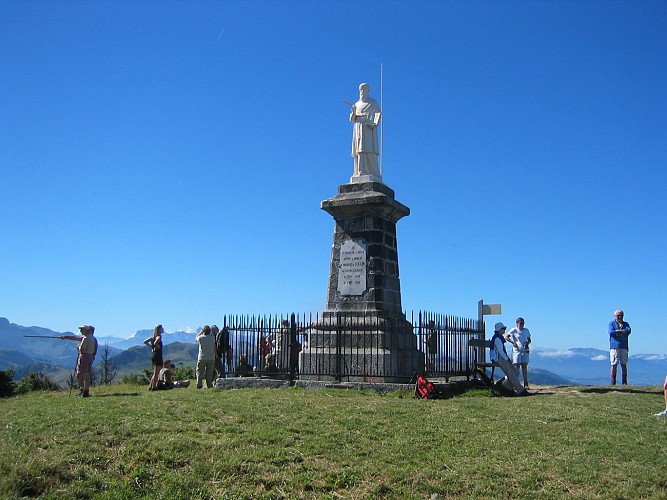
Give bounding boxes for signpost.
[477,300,502,335]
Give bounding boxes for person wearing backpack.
[490,322,526,396]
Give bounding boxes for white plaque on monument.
[337,239,367,296]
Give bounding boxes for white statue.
[349,83,382,182]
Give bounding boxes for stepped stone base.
[299,313,424,383]
[299,346,423,383]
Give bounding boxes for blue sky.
[2,1,665,354]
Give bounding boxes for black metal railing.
[219,311,485,383]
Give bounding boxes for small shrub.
[120,371,151,385]
[14,372,61,394]
[0,369,15,398]
[173,364,195,381]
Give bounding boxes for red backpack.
[415,375,439,399]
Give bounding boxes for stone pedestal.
[321,182,408,314]
[300,182,424,382]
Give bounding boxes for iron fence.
[219,311,485,383]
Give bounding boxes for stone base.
[299,347,423,383]
[350,174,382,184]
[299,315,424,382]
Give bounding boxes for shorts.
[77,353,94,375]
[151,351,164,367]
[609,348,628,366]
[512,350,530,364]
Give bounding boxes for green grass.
[1,384,666,499]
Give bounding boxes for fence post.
[288,313,298,382]
[335,312,342,382]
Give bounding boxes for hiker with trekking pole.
[59,325,98,398]
[23,325,98,397]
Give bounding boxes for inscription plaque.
[337,239,367,296]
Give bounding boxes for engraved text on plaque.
[337,239,367,296]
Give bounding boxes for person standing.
[609,309,631,385]
[60,325,98,398]
[273,320,291,371]
[211,325,223,380]
[212,325,230,380]
[195,325,216,388]
[143,324,164,391]
[423,320,438,373]
[505,317,531,389]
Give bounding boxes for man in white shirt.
[505,317,531,389]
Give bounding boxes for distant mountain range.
[528,348,666,386]
[104,328,200,351]
[0,317,664,386]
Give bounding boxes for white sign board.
[481,304,502,315]
[337,240,367,296]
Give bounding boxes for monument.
[300,83,423,383]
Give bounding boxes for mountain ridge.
[1,317,663,386]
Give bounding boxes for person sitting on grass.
[236,354,253,377]
[156,360,190,390]
[263,354,280,374]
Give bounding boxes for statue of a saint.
[349,83,382,181]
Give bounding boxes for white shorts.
[512,350,530,364]
[609,348,628,366]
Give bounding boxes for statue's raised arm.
[349,83,382,183]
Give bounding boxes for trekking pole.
[68,353,79,398]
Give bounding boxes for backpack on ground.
[415,375,440,399]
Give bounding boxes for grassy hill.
[1,383,666,499]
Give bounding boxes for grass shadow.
[578,386,660,395]
[95,392,141,397]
